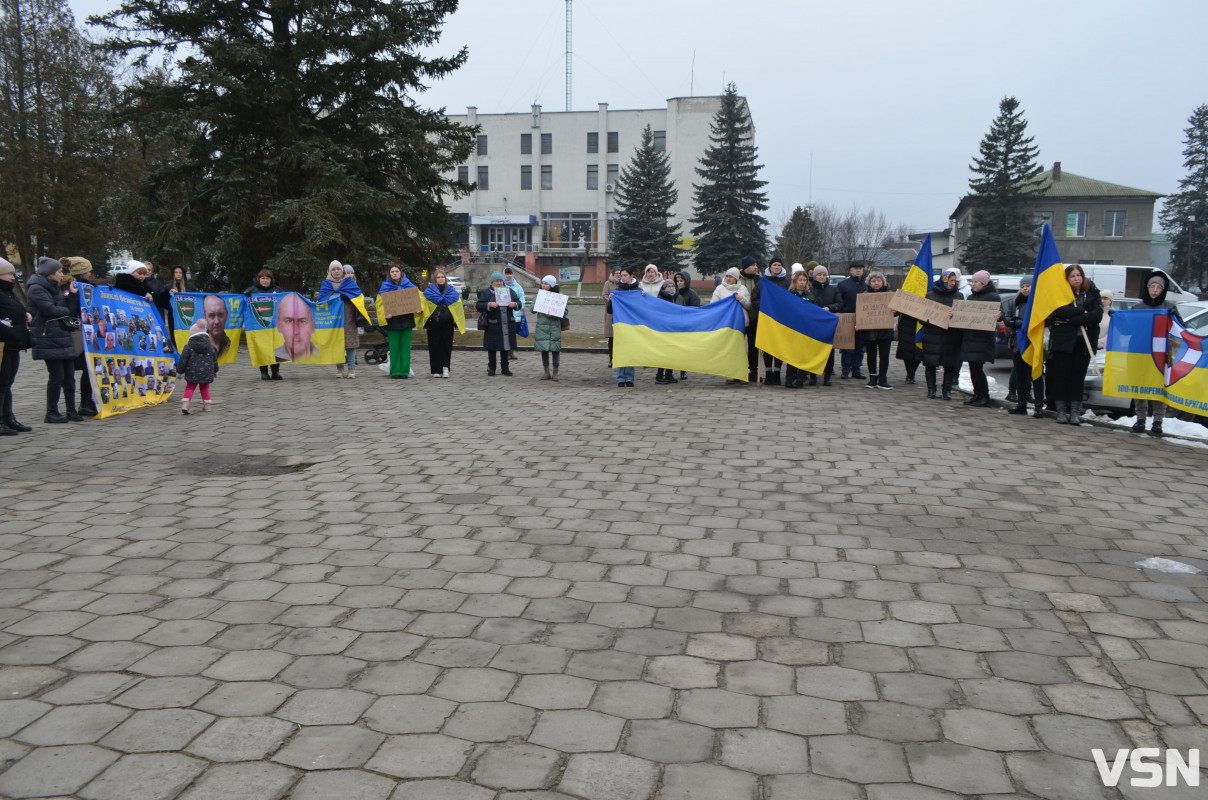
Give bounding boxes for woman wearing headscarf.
[710,267,752,385]
[1130,272,1177,436]
[243,269,282,380]
[920,267,964,400]
[476,270,519,376]
[378,264,416,379]
[0,258,32,434]
[608,266,641,387]
[317,260,361,378]
[639,264,664,297]
[806,265,842,386]
[422,268,460,378]
[27,257,80,423]
[958,270,1001,407]
[1045,264,1102,425]
[533,275,567,381]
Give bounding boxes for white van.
[1077,265,1196,304]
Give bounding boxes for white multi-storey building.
[445,95,741,282]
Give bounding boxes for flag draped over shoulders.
[754,277,838,373]
[1018,224,1074,379]
[612,290,748,381]
[318,278,373,324]
[417,282,466,334]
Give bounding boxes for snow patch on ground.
[1135,557,1203,575]
[1081,411,1208,444]
[958,365,1007,398]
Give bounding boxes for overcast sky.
[71,0,1208,235]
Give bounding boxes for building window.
[586,165,598,190]
[1032,211,1052,233]
[607,131,619,153]
[520,165,532,190]
[541,165,552,190]
[606,164,619,187]
[1105,210,1126,237]
[653,130,666,151]
[477,135,488,156]
[587,132,598,153]
[542,212,598,249]
[541,133,553,154]
[457,166,469,184]
[1065,211,1086,238]
[520,133,532,154]
[477,166,489,190]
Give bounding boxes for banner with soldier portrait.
[171,292,245,364]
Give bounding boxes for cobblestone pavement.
[2,354,1207,800]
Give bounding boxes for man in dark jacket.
[836,260,866,379]
[0,258,32,433]
[1002,277,1042,417]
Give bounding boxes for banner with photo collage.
[243,292,346,367]
[170,292,245,365]
[78,283,178,419]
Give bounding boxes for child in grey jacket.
[177,320,218,414]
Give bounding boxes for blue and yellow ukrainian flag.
[1105,308,1208,418]
[612,290,748,381]
[755,277,838,373]
[903,233,934,348]
[1019,223,1074,379]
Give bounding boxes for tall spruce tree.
[775,206,823,266]
[92,0,475,289]
[962,96,1047,273]
[1159,103,1208,289]
[609,125,683,273]
[690,84,768,275]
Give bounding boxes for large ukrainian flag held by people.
[612,290,748,382]
[1104,308,1208,418]
[754,277,839,373]
[1019,223,1074,379]
[903,233,935,348]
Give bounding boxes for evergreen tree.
[775,206,823,266]
[609,125,683,273]
[962,96,1047,273]
[690,84,768,275]
[1159,103,1208,290]
[92,0,475,289]
[0,0,124,269]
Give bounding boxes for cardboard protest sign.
[856,292,895,330]
[950,300,1000,331]
[890,290,949,328]
[834,313,857,349]
[380,287,422,317]
[532,289,569,318]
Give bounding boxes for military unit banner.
[170,292,245,364]
[78,283,178,419]
[243,292,347,367]
[1104,308,1208,418]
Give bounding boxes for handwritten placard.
[381,288,422,317]
[856,292,895,330]
[950,300,1000,331]
[532,289,569,318]
[890,290,949,328]
[834,313,857,350]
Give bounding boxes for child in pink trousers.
[177,320,218,414]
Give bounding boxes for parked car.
[1177,300,1208,334]
[445,274,467,298]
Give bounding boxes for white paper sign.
[532,289,569,318]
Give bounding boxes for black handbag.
[476,312,488,331]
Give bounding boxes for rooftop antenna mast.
[564,0,572,111]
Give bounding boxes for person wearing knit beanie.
[37,256,63,278]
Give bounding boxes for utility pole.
[565,1,572,112]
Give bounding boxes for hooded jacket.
[113,272,152,299]
[177,330,219,384]
[26,273,77,360]
[0,279,30,351]
[1138,270,1178,311]
[672,272,701,307]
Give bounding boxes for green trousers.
[388,328,412,376]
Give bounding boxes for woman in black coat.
[958,270,1001,407]
[243,269,282,380]
[1045,264,1102,426]
[806,266,842,385]
[860,271,896,390]
[895,311,922,384]
[921,269,964,400]
[162,266,197,342]
[27,257,81,423]
[476,270,519,376]
[0,258,32,434]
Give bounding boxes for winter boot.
[771,370,781,386]
[941,373,954,401]
[1032,399,1045,418]
[877,374,893,390]
[552,368,559,382]
[44,406,67,423]
[1008,399,1029,415]
[1055,402,1070,424]
[1068,401,1083,426]
[336,365,345,378]
[1131,418,1146,433]
[664,372,678,383]
[823,374,833,386]
[181,398,190,415]
[270,363,282,380]
[202,399,211,412]
[0,420,17,436]
[926,371,937,399]
[1151,420,1164,437]
[1005,389,1018,404]
[809,374,818,386]
[866,375,878,388]
[969,395,990,407]
[346,370,355,379]
[260,366,272,381]
[3,391,30,431]
[541,366,551,380]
